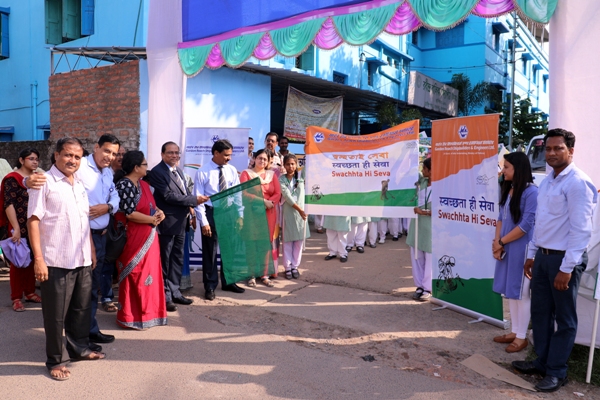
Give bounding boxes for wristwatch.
[107,203,114,214]
[498,238,505,247]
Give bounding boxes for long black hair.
[114,150,145,182]
[16,148,40,169]
[499,152,533,224]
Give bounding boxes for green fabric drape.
[409,0,480,30]
[333,3,398,45]
[178,45,212,76]
[516,0,558,24]
[271,18,326,57]
[220,32,263,67]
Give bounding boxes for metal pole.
[508,12,517,150]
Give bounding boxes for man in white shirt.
[194,139,245,300]
[512,129,598,392]
[28,137,105,381]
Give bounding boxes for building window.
[543,75,548,93]
[532,68,537,84]
[45,0,94,45]
[493,33,500,52]
[411,31,418,45]
[522,59,528,75]
[367,64,376,86]
[332,72,347,85]
[0,7,9,60]
[295,45,314,70]
[436,23,464,48]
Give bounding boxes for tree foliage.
[375,102,401,128]
[448,73,500,116]
[492,95,548,147]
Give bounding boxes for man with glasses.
[265,132,285,174]
[148,142,209,312]
[111,147,126,175]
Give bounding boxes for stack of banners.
[211,177,275,284]
[304,121,420,218]
[283,86,343,143]
[182,127,249,270]
[431,114,503,325]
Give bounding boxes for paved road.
[0,228,595,399]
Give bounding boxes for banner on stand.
[182,127,250,269]
[431,114,503,323]
[304,121,420,218]
[283,87,343,143]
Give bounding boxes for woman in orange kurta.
[240,148,281,287]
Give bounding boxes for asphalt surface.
[0,226,597,399]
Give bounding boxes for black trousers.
[40,266,93,370]
[202,207,228,291]
[158,233,185,303]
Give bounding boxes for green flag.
[211,177,275,283]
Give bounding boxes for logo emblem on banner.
[458,125,469,139]
[211,135,220,142]
[314,132,325,143]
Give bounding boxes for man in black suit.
[148,142,209,312]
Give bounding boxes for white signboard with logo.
[408,71,459,117]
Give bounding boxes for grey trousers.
[40,265,93,370]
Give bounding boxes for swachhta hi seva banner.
[304,121,420,218]
[431,114,503,324]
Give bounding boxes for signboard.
[408,71,459,117]
[431,114,503,324]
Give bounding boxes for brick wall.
[49,60,141,153]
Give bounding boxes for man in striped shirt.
[27,138,105,381]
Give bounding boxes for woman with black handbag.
[114,151,167,330]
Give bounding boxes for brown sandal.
[49,366,71,381]
[493,333,516,343]
[12,299,25,312]
[75,351,106,361]
[506,340,528,353]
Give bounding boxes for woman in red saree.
[0,148,42,312]
[114,151,167,330]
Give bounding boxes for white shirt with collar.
[193,160,240,227]
[527,162,598,273]
[77,153,119,230]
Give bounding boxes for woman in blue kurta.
[491,152,538,353]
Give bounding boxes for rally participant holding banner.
[406,157,432,301]
[347,217,369,254]
[491,152,537,353]
[240,149,281,288]
[323,216,351,263]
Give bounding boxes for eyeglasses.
[139,163,148,166]
[25,157,39,162]
[266,139,276,143]
[165,151,181,156]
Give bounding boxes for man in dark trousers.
[512,128,597,392]
[194,139,245,301]
[148,142,208,312]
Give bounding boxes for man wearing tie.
[148,142,208,312]
[194,139,246,301]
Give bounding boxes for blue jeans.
[530,249,586,378]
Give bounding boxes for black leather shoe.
[356,246,365,253]
[512,360,544,375]
[89,343,103,352]
[166,301,178,312]
[89,331,115,344]
[535,375,568,392]
[340,256,348,263]
[173,296,193,305]
[392,236,399,241]
[324,255,336,260]
[222,284,245,293]
[205,290,215,301]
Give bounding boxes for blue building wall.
[409,15,549,119]
[0,0,149,142]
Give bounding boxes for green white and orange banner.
[431,114,504,326]
[304,121,420,218]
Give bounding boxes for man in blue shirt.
[512,128,597,392]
